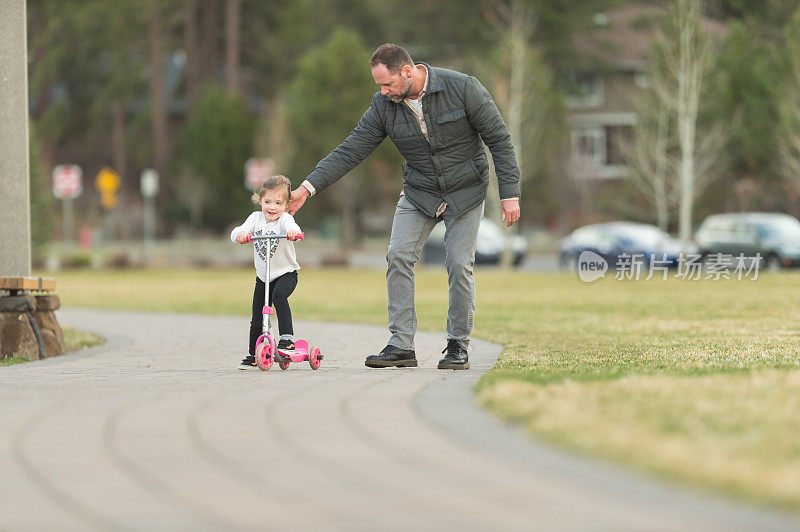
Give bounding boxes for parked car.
[695,212,800,271]
[422,218,528,266]
[559,222,688,270]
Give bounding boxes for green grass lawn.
[0,356,30,366]
[42,266,800,509]
[63,326,104,351]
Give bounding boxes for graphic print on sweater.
[254,229,279,263]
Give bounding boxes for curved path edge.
[415,341,800,531]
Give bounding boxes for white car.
[422,218,528,266]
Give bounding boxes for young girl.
[231,175,302,369]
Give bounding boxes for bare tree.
[183,0,202,108]
[477,0,564,267]
[479,0,535,225]
[111,99,127,184]
[254,93,294,174]
[626,101,671,231]
[675,0,702,248]
[149,1,169,177]
[777,10,800,188]
[653,0,717,250]
[224,0,241,94]
[200,0,220,78]
[627,0,723,247]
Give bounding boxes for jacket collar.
[419,62,443,93]
[380,62,442,102]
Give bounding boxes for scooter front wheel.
[278,360,290,370]
[256,337,275,371]
[308,346,322,370]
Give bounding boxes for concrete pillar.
[0,0,31,276]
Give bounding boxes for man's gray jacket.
[305,63,521,218]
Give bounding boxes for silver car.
[422,218,528,266]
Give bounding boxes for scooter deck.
[277,339,310,363]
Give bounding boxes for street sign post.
[95,167,121,209]
[53,164,83,199]
[95,167,121,240]
[140,168,159,255]
[244,158,275,192]
[53,164,83,242]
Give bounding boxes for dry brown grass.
[41,266,800,508]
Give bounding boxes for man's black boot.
[438,339,469,370]
[365,344,417,368]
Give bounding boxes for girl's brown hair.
[252,175,292,205]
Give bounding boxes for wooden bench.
[0,276,56,294]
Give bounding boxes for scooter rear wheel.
[308,346,322,370]
[256,337,274,371]
[278,360,290,370]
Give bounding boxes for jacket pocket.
[390,121,423,152]
[443,158,478,192]
[436,108,467,142]
[403,164,437,192]
[389,121,418,139]
[472,156,489,185]
[401,162,412,184]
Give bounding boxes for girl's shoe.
[238,355,256,370]
[276,339,295,352]
[275,339,294,363]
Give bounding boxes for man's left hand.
[500,198,520,227]
[289,186,310,216]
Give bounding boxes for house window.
[566,72,604,107]
[572,126,606,164]
[605,125,632,165]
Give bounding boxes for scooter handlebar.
[245,232,304,243]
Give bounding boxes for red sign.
[244,158,275,191]
[53,164,83,199]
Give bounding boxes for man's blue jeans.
[385,196,483,351]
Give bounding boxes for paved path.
[2,309,799,531]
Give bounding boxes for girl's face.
[260,188,288,223]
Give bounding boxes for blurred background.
[27,0,800,271]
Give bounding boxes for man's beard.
[389,78,413,103]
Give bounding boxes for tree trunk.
[507,0,526,184]
[111,99,127,182]
[183,0,201,109]
[497,0,531,266]
[654,107,669,232]
[677,0,701,253]
[110,98,127,240]
[224,0,241,94]
[149,2,169,177]
[200,0,219,83]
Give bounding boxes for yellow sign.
[95,167,121,209]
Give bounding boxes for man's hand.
[500,198,520,227]
[289,186,310,216]
[236,231,251,244]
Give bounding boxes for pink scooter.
[246,233,323,371]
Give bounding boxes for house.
[566,5,663,181]
[565,4,725,183]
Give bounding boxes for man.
[289,43,520,370]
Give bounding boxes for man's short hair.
[370,44,413,73]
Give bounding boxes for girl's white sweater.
[230,212,301,282]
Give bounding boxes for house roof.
[575,4,727,72]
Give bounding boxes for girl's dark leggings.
[249,271,298,356]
